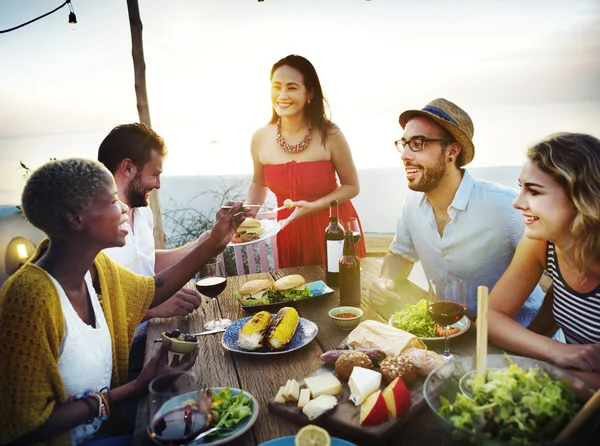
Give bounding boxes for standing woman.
[246,54,366,268]
[486,133,600,388]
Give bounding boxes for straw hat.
[399,98,475,167]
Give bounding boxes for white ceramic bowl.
[328,306,363,331]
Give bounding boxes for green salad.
[390,299,436,337]
[210,388,253,430]
[439,362,579,444]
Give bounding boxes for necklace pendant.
[276,118,312,153]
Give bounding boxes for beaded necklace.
[276,118,312,153]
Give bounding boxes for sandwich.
[272,274,312,301]
[235,279,274,305]
[232,217,264,243]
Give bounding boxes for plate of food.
[149,386,258,445]
[235,274,334,309]
[222,307,318,355]
[388,299,471,341]
[228,218,281,247]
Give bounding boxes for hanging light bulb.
[68,11,77,25]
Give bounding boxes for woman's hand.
[279,200,315,229]
[552,342,600,372]
[135,339,199,391]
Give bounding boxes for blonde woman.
[487,133,600,388]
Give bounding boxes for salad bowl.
[423,355,598,445]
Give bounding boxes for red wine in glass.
[151,406,209,444]
[427,301,466,326]
[195,277,227,298]
[352,231,361,244]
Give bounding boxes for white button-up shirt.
[390,171,543,326]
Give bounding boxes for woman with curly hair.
[0,158,249,445]
[487,133,600,388]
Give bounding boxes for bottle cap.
[330,200,338,206]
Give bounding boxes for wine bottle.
[325,200,345,287]
[339,230,361,307]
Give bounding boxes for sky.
[0,0,599,191]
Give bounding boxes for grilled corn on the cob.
[267,307,299,349]
[238,311,272,351]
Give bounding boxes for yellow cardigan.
[0,240,155,445]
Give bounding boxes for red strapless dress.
[263,160,367,268]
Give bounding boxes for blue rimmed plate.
[222,316,318,355]
[259,435,356,446]
[239,280,335,310]
[148,387,258,445]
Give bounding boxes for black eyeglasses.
[395,137,451,153]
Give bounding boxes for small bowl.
[161,332,199,354]
[328,307,363,331]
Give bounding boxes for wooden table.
[134,258,501,445]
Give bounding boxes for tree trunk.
[125,0,166,248]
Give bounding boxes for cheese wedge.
[283,379,300,402]
[302,394,338,420]
[297,388,311,410]
[304,373,342,398]
[349,366,382,406]
[274,386,286,404]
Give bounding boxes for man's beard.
[407,152,447,193]
[126,173,151,208]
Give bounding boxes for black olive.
[166,329,181,339]
[184,335,197,342]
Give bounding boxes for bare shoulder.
[326,121,342,137]
[516,236,547,266]
[250,124,275,153]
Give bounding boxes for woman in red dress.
[246,54,366,268]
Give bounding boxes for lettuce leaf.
[391,299,436,337]
[277,285,312,301]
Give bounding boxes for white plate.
[227,219,282,247]
[388,315,471,341]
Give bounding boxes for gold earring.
[449,157,453,162]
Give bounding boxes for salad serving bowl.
[424,355,598,445]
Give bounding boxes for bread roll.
[379,354,418,386]
[334,351,373,381]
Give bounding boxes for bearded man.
[367,99,543,326]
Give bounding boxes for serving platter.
[238,280,335,310]
[221,316,318,355]
[388,315,471,342]
[227,219,281,247]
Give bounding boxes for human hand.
[367,278,401,310]
[552,343,600,372]
[209,201,253,249]
[148,288,201,319]
[279,200,313,229]
[136,339,199,390]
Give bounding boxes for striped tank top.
[547,241,600,344]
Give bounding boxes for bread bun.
[379,354,418,386]
[238,279,272,296]
[273,274,305,291]
[335,351,373,381]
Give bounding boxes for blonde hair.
[527,133,600,274]
[21,158,110,240]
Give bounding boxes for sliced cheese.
[348,366,382,406]
[297,388,311,410]
[274,386,286,404]
[304,373,342,398]
[283,379,300,402]
[302,394,338,420]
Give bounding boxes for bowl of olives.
[162,329,199,354]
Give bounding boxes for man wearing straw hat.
[367,98,543,326]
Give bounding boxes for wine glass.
[148,371,211,445]
[342,217,361,245]
[427,277,467,360]
[195,257,230,330]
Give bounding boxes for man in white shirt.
[367,98,543,326]
[98,123,217,373]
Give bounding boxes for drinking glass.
[342,217,361,245]
[427,277,467,360]
[148,371,211,445]
[195,257,230,330]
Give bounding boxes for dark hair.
[269,55,332,147]
[98,123,167,174]
[22,158,109,240]
[527,133,600,273]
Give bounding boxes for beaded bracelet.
[87,392,108,422]
[97,392,111,418]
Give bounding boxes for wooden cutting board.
[267,364,427,444]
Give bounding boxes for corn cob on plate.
[222,312,318,355]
